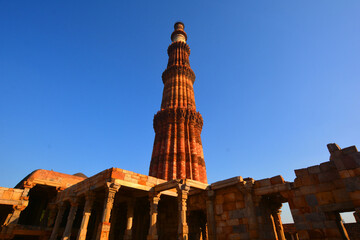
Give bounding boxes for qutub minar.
[150,22,207,184]
[0,22,360,240]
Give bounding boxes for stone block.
[223,202,236,211]
[305,212,326,222]
[235,201,245,209]
[308,165,321,174]
[292,196,307,208]
[228,233,241,240]
[294,177,302,188]
[232,224,247,233]
[332,188,351,202]
[318,170,340,183]
[249,230,258,239]
[354,167,360,176]
[308,229,325,238]
[295,222,310,230]
[345,177,360,192]
[324,220,337,229]
[215,204,223,215]
[229,209,246,219]
[349,190,360,200]
[315,182,334,192]
[305,194,318,207]
[297,230,310,239]
[300,185,318,195]
[316,191,335,205]
[215,195,224,204]
[319,161,336,172]
[270,175,284,185]
[292,213,305,224]
[226,218,239,226]
[342,145,358,154]
[295,168,309,177]
[339,170,351,179]
[224,192,236,202]
[224,226,233,234]
[301,175,319,186]
[256,178,271,187]
[324,228,342,238]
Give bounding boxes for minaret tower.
[149,22,207,183]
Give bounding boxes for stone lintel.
[254,183,291,196]
[154,179,180,192]
[318,201,354,212]
[184,179,209,190]
[211,176,244,190]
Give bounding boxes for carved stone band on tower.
[149,22,207,183]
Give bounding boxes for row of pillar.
[50,183,123,240]
[49,182,193,240]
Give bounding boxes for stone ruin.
[1,22,359,240]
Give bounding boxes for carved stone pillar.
[62,199,79,240]
[49,202,66,240]
[124,200,135,240]
[147,192,161,240]
[272,210,285,240]
[77,193,95,240]
[205,190,216,240]
[96,183,120,240]
[177,183,190,240]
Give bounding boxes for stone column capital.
[23,180,35,189]
[69,197,79,207]
[56,187,65,192]
[106,182,121,192]
[13,204,27,211]
[207,190,215,200]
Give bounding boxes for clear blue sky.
[1,1,359,222]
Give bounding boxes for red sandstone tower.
[149,22,207,183]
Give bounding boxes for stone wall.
[287,144,360,239]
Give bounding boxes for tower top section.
[171,21,187,43]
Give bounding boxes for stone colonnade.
[49,181,194,240]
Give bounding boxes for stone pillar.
[237,179,259,239]
[205,190,216,240]
[1,204,26,237]
[77,193,95,240]
[47,203,58,227]
[109,204,119,240]
[49,202,67,240]
[177,183,190,240]
[96,183,121,240]
[124,200,135,240]
[272,210,286,240]
[3,205,23,226]
[147,192,161,240]
[62,199,79,240]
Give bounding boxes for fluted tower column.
[149,22,207,183]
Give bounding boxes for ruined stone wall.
[287,144,360,239]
